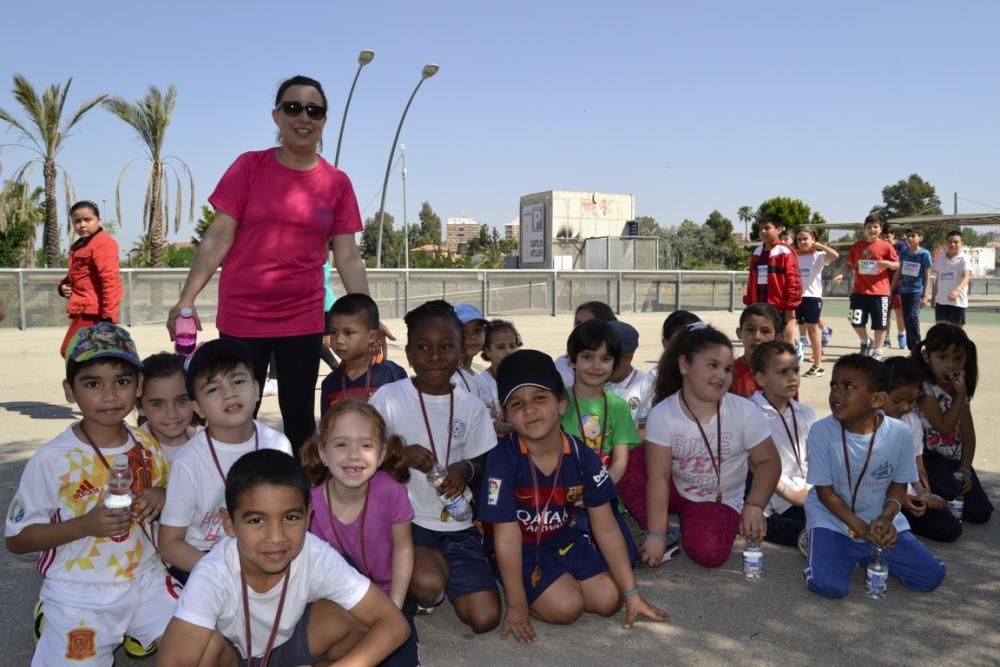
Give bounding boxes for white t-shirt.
[644,392,771,511]
[749,392,815,515]
[451,367,486,404]
[797,250,828,298]
[161,420,293,551]
[370,378,497,532]
[175,534,370,659]
[934,252,971,308]
[901,411,924,496]
[554,354,575,389]
[5,426,167,589]
[477,369,500,417]
[606,368,655,428]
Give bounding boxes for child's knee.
[684,540,733,568]
[806,576,850,599]
[457,595,500,633]
[536,595,585,625]
[407,569,446,605]
[590,593,623,618]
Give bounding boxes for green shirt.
[561,389,641,461]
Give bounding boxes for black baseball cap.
[496,349,565,406]
[185,338,254,397]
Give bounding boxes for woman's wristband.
[621,587,640,597]
[959,466,972,477]
[465,459,476,481]
[883,497,902,515]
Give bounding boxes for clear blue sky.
[2,1,999,251]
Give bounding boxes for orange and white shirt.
[5,425,168,584]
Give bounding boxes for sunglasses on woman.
[276,100,327,120]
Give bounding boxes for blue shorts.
[803,528,945,599]
[411,524,498,601]
[489,528,608,606]
[935,304,966,325]
[227,602,322,666]
[796,297,823,325]
[849,294,889,330]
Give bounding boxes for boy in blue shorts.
[5,323,177,665]
[320,293,407,414]
[891,228,933,351]
[480,349,668,644]
[803,353,946,598]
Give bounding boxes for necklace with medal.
[764,396,804,476]
[206,425,260,484]
[679,393,723,503]
[324,478,372,576]
[415,380,455,521]
[77,422,153,541]
[571,385,608,460]
[239,562,290,667]
[523,433,566,588]
[841,416,879,539]
[341,355,374,403]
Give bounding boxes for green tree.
[0,75,107,266]
[191,205,215,246]
[466,224,491,255]
[636,215,659,236]
[704,210,734,244]
[360,212,403,268]
[737,205,756,241]
[754,197,826,239]
[167,244,197,267]
[879,174,942,219]
[0,181,43,266]
[414,201,442,247]
[104,85,194,268]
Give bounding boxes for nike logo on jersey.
[558,543,574,557]
[72,480,100,500]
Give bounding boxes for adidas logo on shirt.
[73,480,100,500]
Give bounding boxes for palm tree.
[737,205,756,242]
[0,180,44,267]
[103,85,194,267]
[0,75,106,267]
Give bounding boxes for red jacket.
[743,241,802,311]
[58,229,122,322]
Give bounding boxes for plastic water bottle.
[866,546,888,599]
[104,455,133,541]
[426,464,472,522]
[948,472,965,521]
[742,539,763,580]
[174,307,198,358]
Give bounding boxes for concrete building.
[445,217,483,255]
[505,217,519,241]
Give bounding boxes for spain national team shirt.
[805,412,917,537]
[480,433,616,552]
[319,360,408,416]
[5,425,168,585]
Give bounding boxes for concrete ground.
[1,305,998,666]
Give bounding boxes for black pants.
[899,292,923,351]
[765,505,805,547]
[221,332,322,458]
[923,450,994,524]
[904,506,962,542]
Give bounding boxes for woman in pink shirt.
[168,75,373,457]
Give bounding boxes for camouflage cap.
[64,322,142,372]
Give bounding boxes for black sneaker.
[803,364,825,378]
[859,338,873,356]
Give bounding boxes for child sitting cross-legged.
[157,449,410,666]
[804,354,946,598]
[480,350,669,644]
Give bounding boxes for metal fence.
[4,267,1000,330]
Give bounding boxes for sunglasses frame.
[277,100,327,121]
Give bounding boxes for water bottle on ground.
[426,464,472,522]
[948,471,965,521]
[174,307,198,358]
[104,454,133,541]
[866,545,888,599]
[743,539,763,580]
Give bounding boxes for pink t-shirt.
[209,148,363,337]
[308,471,414,597]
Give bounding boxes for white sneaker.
[262,379,279,397]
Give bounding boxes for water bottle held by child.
[743,539,763,581]
[104,454,133,540]
[948,471,965,521]
[866,545,888,599]
[426,464,472,522]
[174,307,198,358]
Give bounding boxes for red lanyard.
[240,564,290,666]
[324,478,371,577]
[679,393,723,503]
[456,368,473,394]
[77,423,153,540]
[341,356,374,403]
[206,426,259,485]
[764,396,803,476]
[415,381,454,466]
[523,433,566,587]
[570,387,608,454]
[840,417,879,512]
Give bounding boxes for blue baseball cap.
[454,303,487,326]
[609,320,639,355]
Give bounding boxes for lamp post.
[401,143,409,271]
[334,49,375,167]
[375,63,439,269]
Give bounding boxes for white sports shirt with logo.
[605,367,654,428]
[370,378,497,532]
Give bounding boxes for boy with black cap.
[6,322,176,665]
[479,350,668,644]
[158,338,292,583]
[605,320,654,433]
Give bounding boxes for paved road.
[1,310,997,666]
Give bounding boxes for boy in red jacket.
[58,201,123,357]
[744,214,803,347]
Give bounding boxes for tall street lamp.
[401,143,409,270]
[375,63,439,268]
[334,49,375,167]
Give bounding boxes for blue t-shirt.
[320,360,407,415]
[896,247,933,294]
[479,432,616,553]
[805,412,917,537]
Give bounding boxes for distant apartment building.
[505,217,520,240]
[446,217,483,254]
